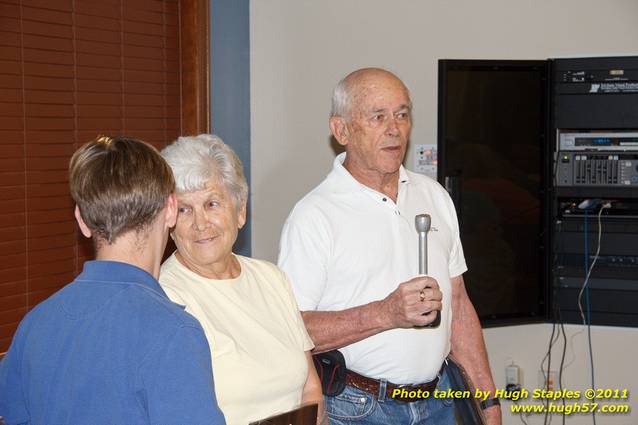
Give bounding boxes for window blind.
[0,0,183,352]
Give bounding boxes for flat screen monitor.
[438,60,548,326]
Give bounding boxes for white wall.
[251,0,638,263]
[484,324,638,425]
[250,1,638,423]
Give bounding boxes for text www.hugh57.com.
[511,402,630,415]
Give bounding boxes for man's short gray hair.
[330,76,352,119]
[161,134,248,210]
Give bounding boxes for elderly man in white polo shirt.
[278,68,501,425]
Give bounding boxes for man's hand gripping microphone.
[415,214,440,328]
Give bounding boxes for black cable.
[583,209,595,425]
[549,159,567,425]
[558,318,567,425]
[545,215,565,425]
[588,307,597,425]
[549,285,567,425]
[588,206,607,424]
[580,204,608,425]
[543,321,556,425]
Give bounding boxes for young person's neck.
[95,231,161,279]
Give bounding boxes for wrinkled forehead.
[350,74,411,113]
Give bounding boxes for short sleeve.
[138,325,226,425]
[277,210,331,311]
[445,193,468,278]
[278,268,315,352]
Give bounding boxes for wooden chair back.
[249,403,318,425]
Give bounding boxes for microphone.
[415,214,431,275]
[415,214,440,328]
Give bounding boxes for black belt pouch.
[312,350,347,396]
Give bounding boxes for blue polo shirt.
[0,261,225,425]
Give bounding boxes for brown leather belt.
[345,365,444,403]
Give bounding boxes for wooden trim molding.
[180,0,211,135]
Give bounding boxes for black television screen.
[437,60,549,326]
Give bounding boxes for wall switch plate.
[414,144,437,175]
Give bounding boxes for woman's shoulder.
[159,253,192,288]
[160,253,179,274]
[236,255,300,310]
[236,255,286,280]
[236,255,294,294]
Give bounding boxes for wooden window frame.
[180,0,210,135]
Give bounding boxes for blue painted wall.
[210,0,251,255]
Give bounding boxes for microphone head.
[415,214,431,234]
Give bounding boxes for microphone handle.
[418,232,427,275]
[419,231,440,328]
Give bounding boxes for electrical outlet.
[505,363,521,392]
[506,364,520,386]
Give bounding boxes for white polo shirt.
[278,153,467,384]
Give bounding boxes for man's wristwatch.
[480,398,501,410]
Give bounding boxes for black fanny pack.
[312,350,347,396]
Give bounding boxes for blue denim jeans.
[326,368,456,425]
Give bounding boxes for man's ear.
[74,205,92,238]
[165,192,178,229]
[329,116,349,147]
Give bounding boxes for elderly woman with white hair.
[159,134,323,425]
